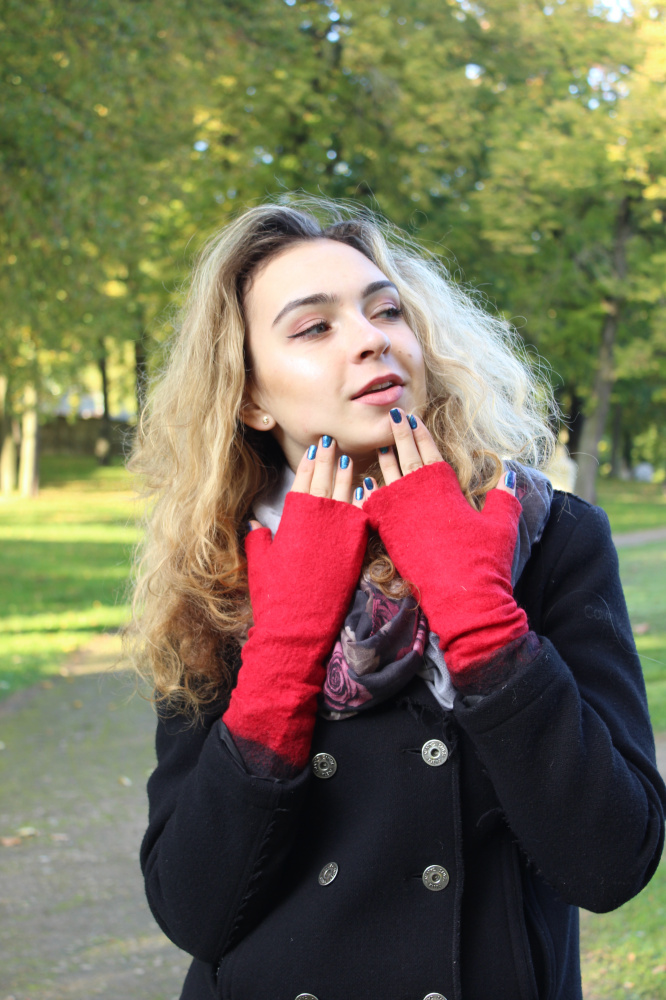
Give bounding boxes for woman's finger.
[332,452,354,503]
[377,445,402,486]
[388,408,424,476]
[353,476,378,509]
[291,443,319,494]
[406,413,445,466]
[309,435,337,498]
[247,519,263,532]
[495,469,517,496]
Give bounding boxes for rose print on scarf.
[322,641,373,716]
[319,577,430,719]
[370,591,403,633]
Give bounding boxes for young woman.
[129,198,665,1000]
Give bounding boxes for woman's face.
[243,238,428,472]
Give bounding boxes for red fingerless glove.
[222,492,369,773]
[364,462,528,689]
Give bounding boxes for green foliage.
[1,0,665,457]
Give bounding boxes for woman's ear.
[241,395,275,431]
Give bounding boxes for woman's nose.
[349,314,391,360]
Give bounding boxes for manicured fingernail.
[340,454,350,470]
[364,477,374,491]
[322,435,332,448]
[247,522,255,532]
[354,487,364,501]
[505,470,516,490]
[407,414,417,430]
[307,445,317,460]
[379,447,390,454]
[390,408,402,423]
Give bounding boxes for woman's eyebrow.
[271,279,398,327]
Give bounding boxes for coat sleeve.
[140,707,311,963]
[453,498,666,913]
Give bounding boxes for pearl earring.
[262,415,270,425]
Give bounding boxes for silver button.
[422,864,449,891]
[423,994,447,1000]
[318,861,338,885]
[312,752,337,779]
[295,995,319,1000]
[421,739,448,766]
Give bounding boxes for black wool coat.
[141,492,666,1000]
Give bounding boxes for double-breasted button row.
[313,741,448,777]
[295,994,446,999]
[317,860,449,894]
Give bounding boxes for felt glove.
[364,461,528,688]
[222,491,369,773]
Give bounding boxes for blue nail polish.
[247,521,254,532]
[364,477,374,491]
[340,454,350,470]
[379,447,390,455]
[390,408,402,423]
[307,445,317,460]
[322,435,332,448]
[354,486,364,501]
[505,469,516,490]
[407,414,418,430]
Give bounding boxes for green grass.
[617,543,666,731]
[594,479,666,731]
[0,455,137,696]
[596,479,666,533]
[581,857,666,999]
[562,482,666,998]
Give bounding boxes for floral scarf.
[254,463,553,720]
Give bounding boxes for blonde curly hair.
[125,196,556,716]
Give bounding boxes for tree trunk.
[622,427,633,474]
[96,342,112,466]
[566,391,585,459]
[610,402,623,477]
[0,375,17,494]
[18,384,39,498]
[574,198,631,504]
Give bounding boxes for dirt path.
[1,633,665,1000]
[613,526,666,548]
[0,635,187,1000]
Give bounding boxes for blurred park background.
[1,0,666,998]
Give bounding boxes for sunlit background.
[1,3,665,998]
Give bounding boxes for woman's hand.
[225,440,369,773]
[248,437,360,532]
[377,408,445,485]
[361,411,528,690]
[355,409,515,503]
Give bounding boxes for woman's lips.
[353,384,404,406]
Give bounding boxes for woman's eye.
[289,321,329,340]
[375,305,403,320]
